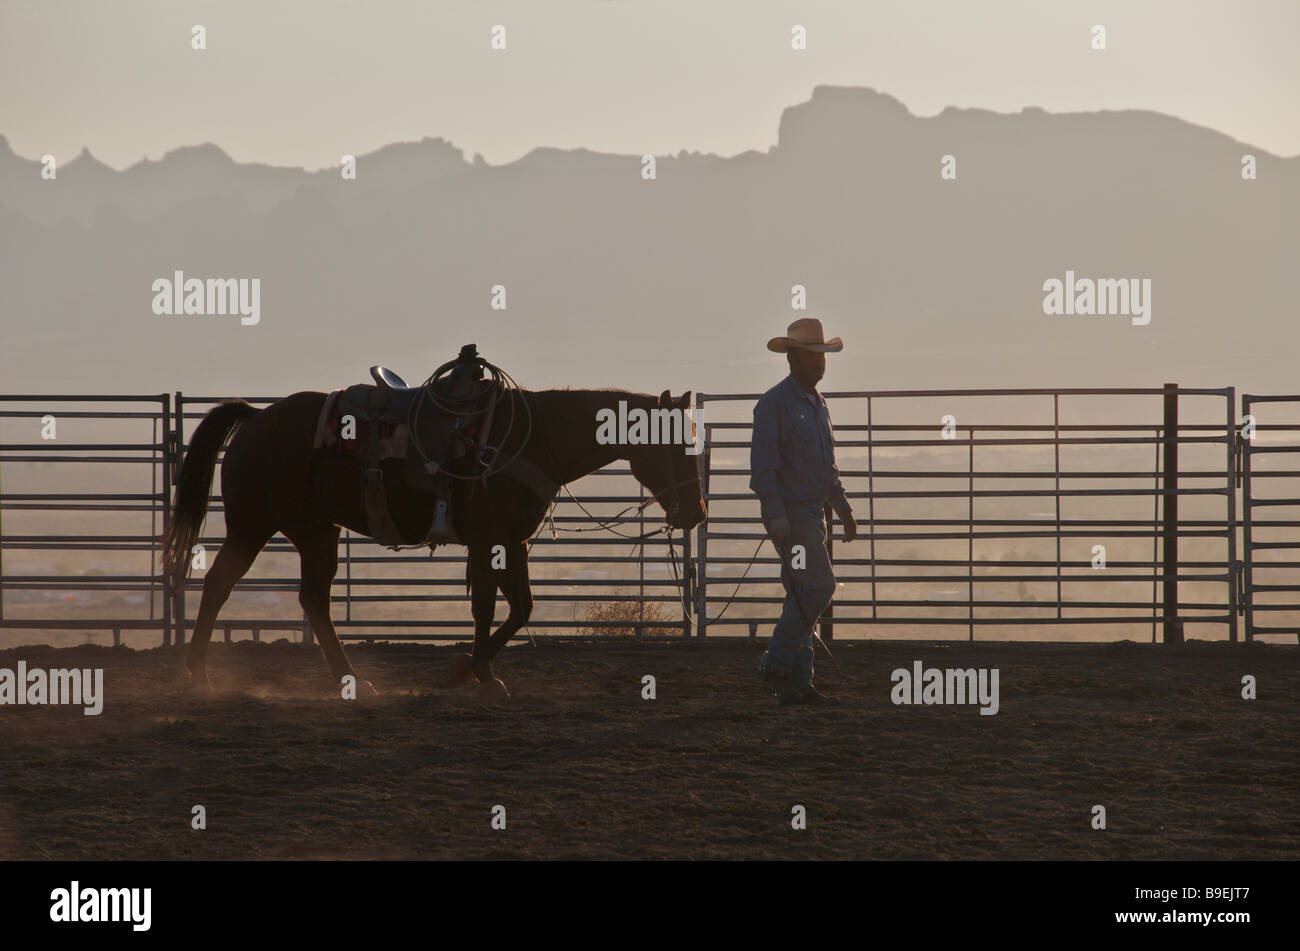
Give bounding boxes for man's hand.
[765,514,791,545]
[840,511,858,542]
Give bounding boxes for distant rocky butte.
[0,86,1294,403]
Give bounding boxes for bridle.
[641,452,702,529]
[625,437,703,532]
[639,415,704,528]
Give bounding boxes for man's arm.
[826,410,857,540]
[749,396,787,525]
[828,476,852,522]
[829,476,857,541]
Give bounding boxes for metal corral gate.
[0,394,173,645]
[1238,395,1300,641]
[3,385,1299,645]
[693,385,1243,643]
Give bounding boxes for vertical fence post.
[638,482,646,639]
[1151,426,1162,643]
[968,425,975,642]
[694,395,710,638]
[1162,383,1180,643]
[151,414,158,630]
[161,394,172,647]
[1226,387,1238,643]
[345,529,352,623]
[1240,394,1255,643]
[0,444,5,624]
[1053,395,1062,619]
[0,446,5,624]
[866,396,876,621]
[681,521,692,639]
[173,391,186,647]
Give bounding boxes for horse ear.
[658,389,671,408]
[678,390,692,409]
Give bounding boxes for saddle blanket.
[312,389,409,460]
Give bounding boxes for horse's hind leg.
[187,529,270,691]
[285,522,376,696]
[487,541,533,660]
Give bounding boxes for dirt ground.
[0,638,1296,860]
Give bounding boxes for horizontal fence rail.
[1,384,1297,646]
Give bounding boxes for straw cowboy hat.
[766,317,843,353]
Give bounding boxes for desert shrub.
[577,589,673,636]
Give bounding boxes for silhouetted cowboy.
[751,318,857,706]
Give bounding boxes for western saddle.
[333,344,498,548]
[345,365,426,415]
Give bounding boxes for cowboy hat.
[766,317,843,353]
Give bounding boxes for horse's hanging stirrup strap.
[362,412,406,550]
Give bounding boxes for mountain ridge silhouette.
[0,85,1294,400]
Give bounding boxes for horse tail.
[164,400,259,586]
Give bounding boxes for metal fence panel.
[2,385,1290,646]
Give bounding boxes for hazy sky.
[2,0,1297,169]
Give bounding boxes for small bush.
[578,589,673,636]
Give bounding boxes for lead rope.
[700,532,846,683]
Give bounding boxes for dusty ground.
[0,638,1296,860]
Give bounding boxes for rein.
[546,476,699,541]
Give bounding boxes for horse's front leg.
[447,544,508,697]
[463,542,533,698]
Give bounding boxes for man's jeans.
[759,500,836,689]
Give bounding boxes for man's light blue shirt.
[749,374,853,522]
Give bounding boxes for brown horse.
[163,386,706,696]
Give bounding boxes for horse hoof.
[447,653,475,688]
[477,678,510,699]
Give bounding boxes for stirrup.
[431,499,450,534]
[423,498,460,545]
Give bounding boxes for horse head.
[628,390,707,531]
